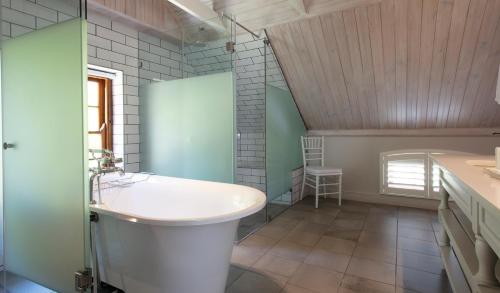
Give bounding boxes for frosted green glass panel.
[140,72,234,183]
[266,85,306,200]
[2,19,88,292]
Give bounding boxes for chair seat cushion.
[305,166,342,176]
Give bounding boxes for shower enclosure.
[137,16,305,241]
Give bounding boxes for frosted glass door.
[1,19,88,292]
[140,72,235,183]
[266,85,306,201]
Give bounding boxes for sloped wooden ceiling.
[267,0,500,129]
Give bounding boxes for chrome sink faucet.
[89,149,125,205]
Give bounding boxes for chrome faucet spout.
[89,149,125,205]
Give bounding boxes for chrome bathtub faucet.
[89,149,125,205]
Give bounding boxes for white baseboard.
[304,191,440,210]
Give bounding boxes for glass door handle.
[3,143,15,150]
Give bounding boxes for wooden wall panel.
[268,0,500,129]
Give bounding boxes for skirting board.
[304,191,440,210]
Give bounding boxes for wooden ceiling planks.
[267,0,500,129]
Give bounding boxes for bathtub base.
[95,215,239,293]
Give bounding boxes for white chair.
[300,136,342,208]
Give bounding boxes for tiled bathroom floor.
[227,197,452,293]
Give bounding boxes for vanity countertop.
[431,154,500,211]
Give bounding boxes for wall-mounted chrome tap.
[89,149,125,205]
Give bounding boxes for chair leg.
[315,176,319,209]
[300,172,306,200]
[338,174,342,206]
[322,176,327,199]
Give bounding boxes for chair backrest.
[301,136,324,167]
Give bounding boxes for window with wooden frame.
[88,76,113,150]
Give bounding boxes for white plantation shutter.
[429,160,442,199]
[382,152,428,197]
[387,159,426,190]
[381,150,468,198]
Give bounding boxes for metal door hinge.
[75,268,92,292]
[226,41,235,53]
[90,212,99,222]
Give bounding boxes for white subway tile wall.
[137,31,183,85]
[1,2,183,172]
[183,33,288,191]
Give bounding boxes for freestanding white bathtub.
[89,173,266,293]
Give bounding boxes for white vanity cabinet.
[432,154,500,293]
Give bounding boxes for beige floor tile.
[398,208,435,219]
[285,222,329,246]
[397,218,433,231]
[269,239,312,262]
[346,257,396,285]
[226,265,246,288]
[315,236,356,255]
[258,270,289,288]
[226,271,283,293]
[293,221,330,234]
[281,210,313,221]
[240,234,279,254]
[396,266,452,293]
[253,253,302,277]
[281,284,317,293]
[231,245,264,267]
[256,224,293,241]
[358,231,397,250]
[272,216,303,228]
[329,219,365,231]
[323,207,341,217]
[306,212,336,225]
[353,245,397,264]
[363,220,398,235]
[363,214,397,234]
[324,230,361,241]
[326,219,364,241]
[304,248,351,273]
[369,205,399,217]
[396,250,444,274]
[397,237,440,256]
[337,211,367,220]
[288,264,343,293]
[285,230,323,247]
[339,275,395,293]
[340,202,371,213]
[366,213,398,222]
[241,202,451,293]
[397,226,436,243]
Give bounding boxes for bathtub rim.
[89,178,267,226]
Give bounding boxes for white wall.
[321,135,499,208]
